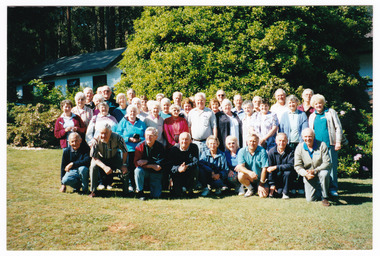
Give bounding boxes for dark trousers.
[267,170,296,196]
[171,166,197,195]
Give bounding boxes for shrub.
[7,103,61,148]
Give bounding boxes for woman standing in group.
[144,100,166,146]
[85,102,118,147]
[279,95,308,195]
[308,94,343,197]
[181,98,194,119]
[163,104,189,149]
[252,98,279,151]
[216,99,243,152]
[114,105,147,194]
[54,99,86,149]
[297,88,315,118]
[159,98,172,120]
[71,92,93,128]
[112,93,128,122]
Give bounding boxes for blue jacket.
[279,109,308,143]
[199,149,229,180]
[114,117,147,152]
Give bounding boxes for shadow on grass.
[329,179,373,206]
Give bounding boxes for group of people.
[54,85,344,206]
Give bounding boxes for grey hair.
[98,122,112,132]
[286,95,300,105]
[302,88,314,97]
[145,127,158,136]
[116,93,126,103]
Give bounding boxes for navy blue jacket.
[267,145,295,175]
[60,142,91,180]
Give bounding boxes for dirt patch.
[140,234,160,243]
[108,222,137,233]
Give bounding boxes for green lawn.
[7,147,373,250]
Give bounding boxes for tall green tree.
[116,6,371,110]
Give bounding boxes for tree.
[116,6,372,110]
[115,6,373,177]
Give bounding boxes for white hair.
[221,99,233,108]
[195,92,206,100]
[147,100,161,111]
[75,92,85,101]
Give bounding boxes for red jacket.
[163,116,189,148]
[54,114,86,148]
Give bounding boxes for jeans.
[328,147,338,192]
[61,166,89,193]
[134,167,163,198]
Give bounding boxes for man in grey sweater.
[294,128,331,206]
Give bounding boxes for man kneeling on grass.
[168,132,199,198]
[60,132,91,194]
[294,128,331,207]
[235,133,269,198]
[88,123,128,198]
[134,127,165,200]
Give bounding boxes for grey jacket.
[309,108,343,146]
[294,140,331,177]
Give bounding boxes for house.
[14,47,126,100]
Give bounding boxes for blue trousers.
[134,167,162,198]
[328,147,338,191]
[61,166,89,193]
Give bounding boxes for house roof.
[15,47,126,83]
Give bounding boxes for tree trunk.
[99,7,105,50]
[66,7,72,55]
[93,7,99,51]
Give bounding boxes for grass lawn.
[7,146,373,250]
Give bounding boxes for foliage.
[116,6,371,108]
[337,108,372,178]
[7,103,61,148]
[29,79,65,107]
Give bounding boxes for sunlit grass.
[7,147,372,250]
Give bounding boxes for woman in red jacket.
[163,104,189,149]
[54,100,86,149]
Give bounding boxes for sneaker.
[298,189,305,195]
[107,185,113,190]
[215,188,222,195]
[282,193,290,199]
[237,185,245,196]
[97,184,105,190]
[221,186,229,191]
[88,192,96,198]
[136,191,146,201]
[330,190,339,197]
[201,187,210,197]
[244,189,254,197]
[128,186,134,193]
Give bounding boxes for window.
[93,75,107,92]
[67,78,80,92]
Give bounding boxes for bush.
[337,108,372,178]
[7,103,61,148]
